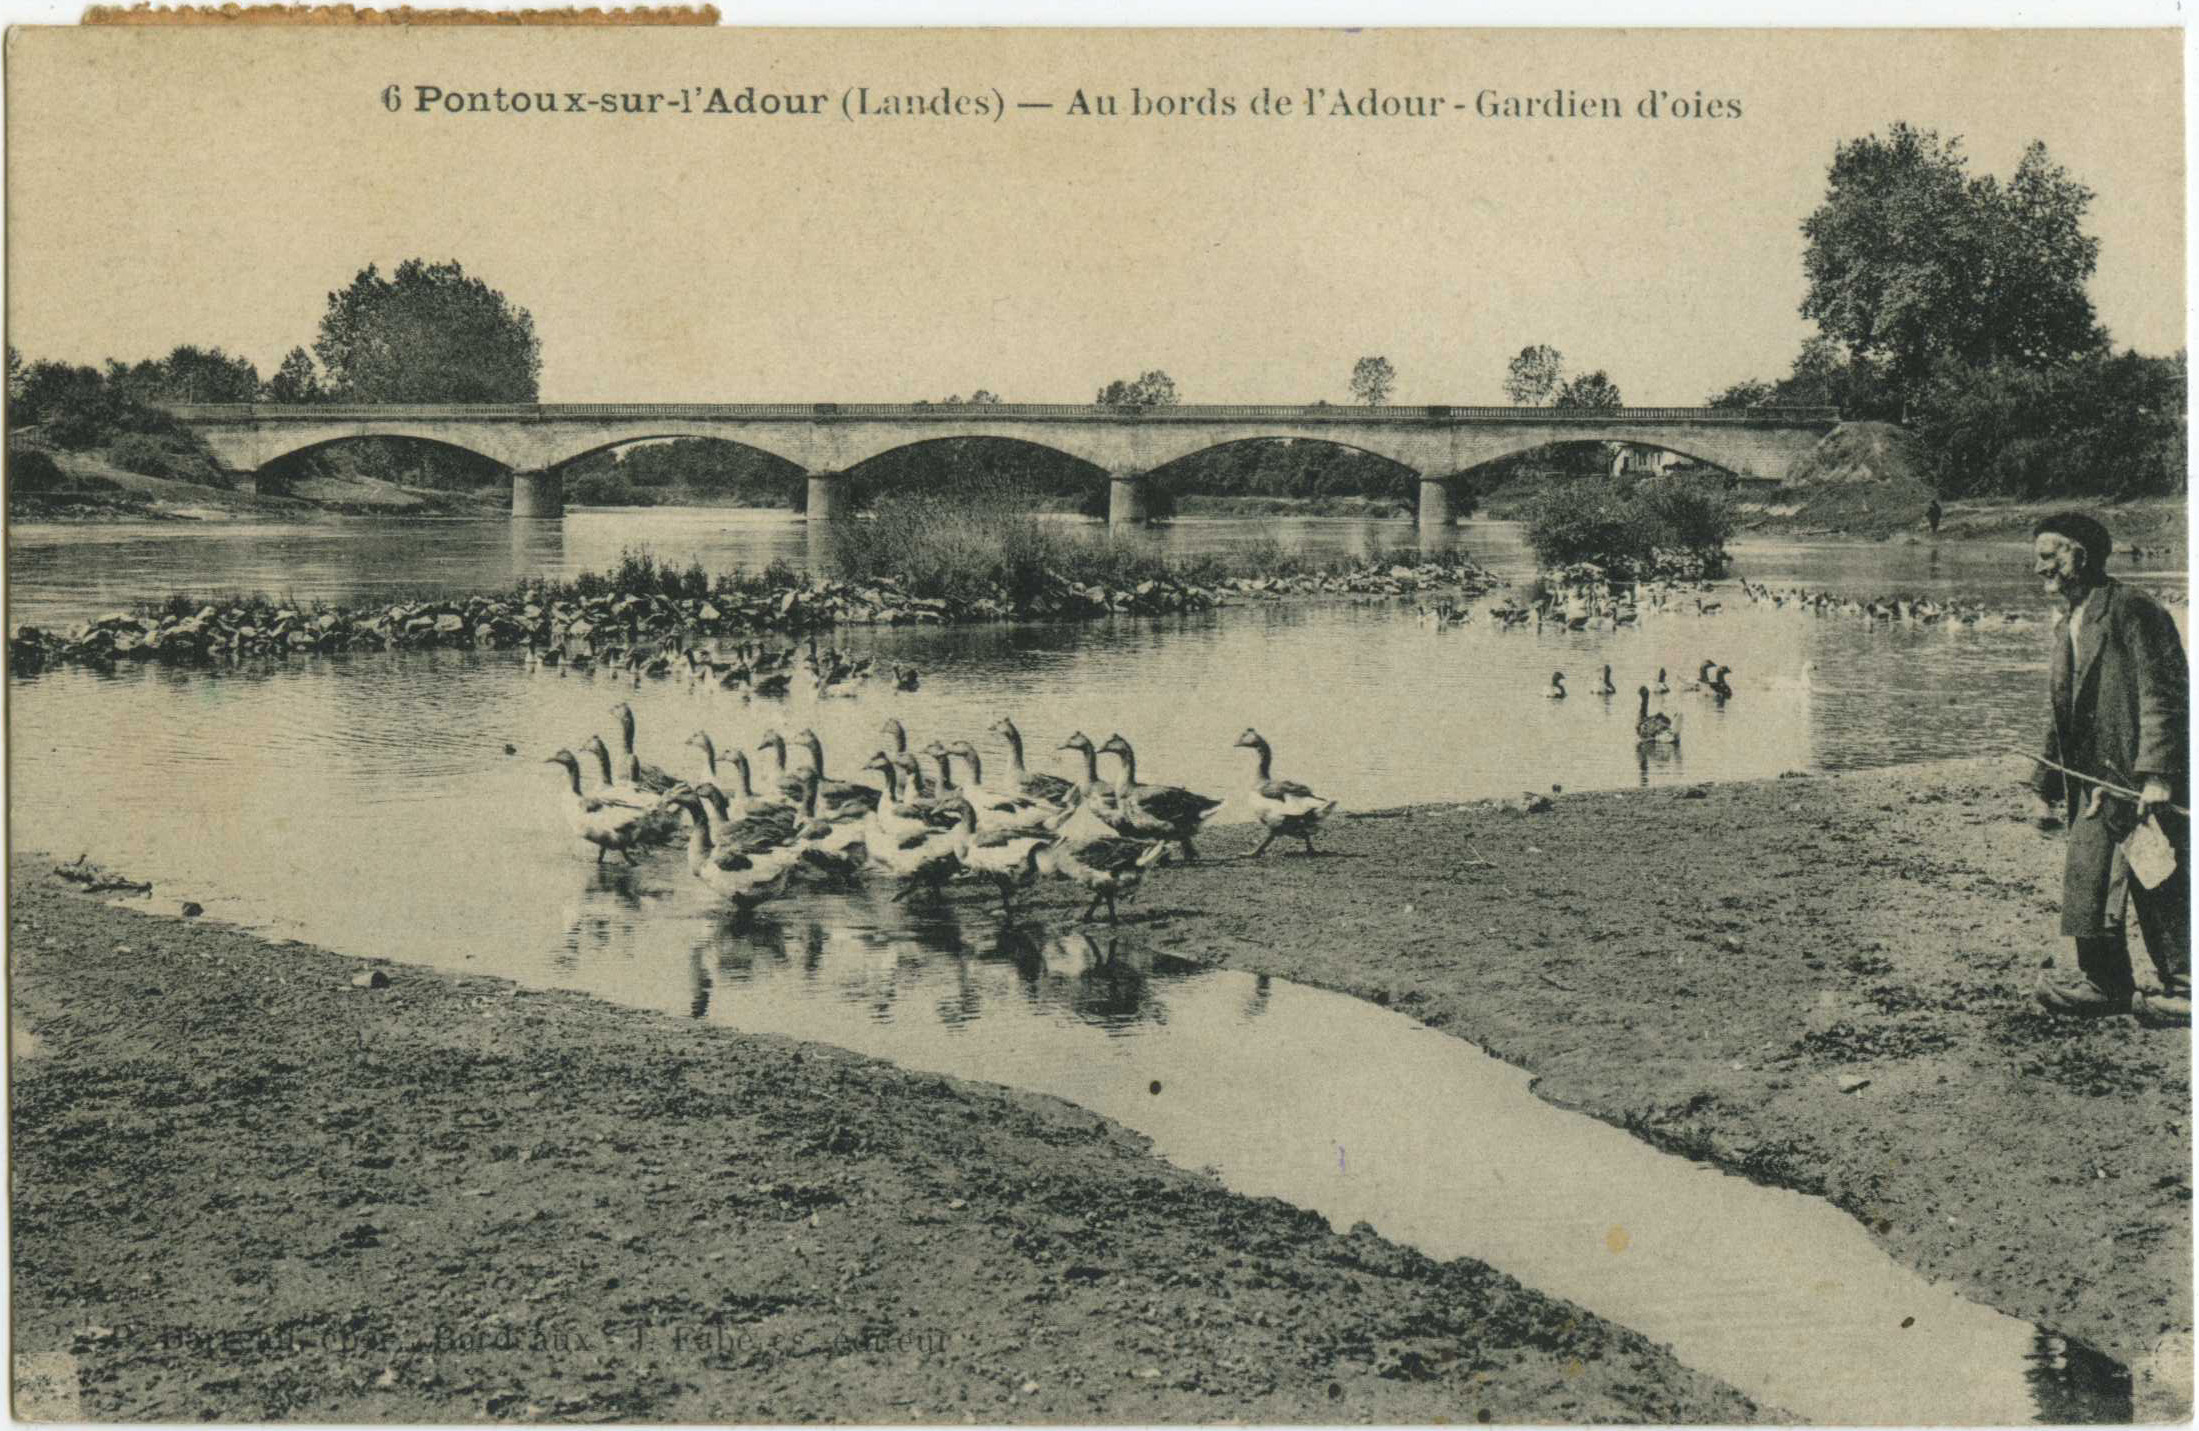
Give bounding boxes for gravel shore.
[9,864,1752,1424]
[1117,755,2192,1413]
[12,754,2190,1422]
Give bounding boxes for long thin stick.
[2013,750,2190,816]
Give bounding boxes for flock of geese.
[1541,658,1736,744]
[527,636,920,700]
[544,705,1338,921]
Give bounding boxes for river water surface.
[9,510,2175,1421]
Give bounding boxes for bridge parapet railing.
[160,402,1842,425]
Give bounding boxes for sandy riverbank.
[1107,756,2192,1413]
[11,756,2191,1422]
[8,863,1754,1424]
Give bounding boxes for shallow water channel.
[8,512,2172,1420]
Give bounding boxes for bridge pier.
[806,471,847,522]
[1108,472,1149,527]
[511,469,564,519]
[1417,477,1454,528]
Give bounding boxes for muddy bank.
[1098,757,2190,1404]
[8,864,1755,1424]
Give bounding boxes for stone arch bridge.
[163,401,1842,522]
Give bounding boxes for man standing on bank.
[2029,512,2190,1023]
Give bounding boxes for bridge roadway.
[161,401,1844,523]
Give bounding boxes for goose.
[544,749,662,864]
[752,670,792,698]
[880,717,911,757]
[944,740,1064,831]
[946,798,1055,920]
[578,735,675,839]
[891,750,959,820]
[610,702,678,794]
[792,728,882,816]
[1233,728,1337,856]
[1709,665,1734,701]
[754,730,812,804]
[893,665,921,692]
[1634,687,1679,744]
[918,740,964,797]
[1545,671,1566,700]
[863,752,959,840]
[1596,665,1617,696]
[1096,733,1223,862]
[1055,732,1120,812]
[1653,667,1670,694]
[990,717,1078,805]
[784,770,868,882]
[1684,659,1717,693]
[865,791,965,902]
[685,730,729,785]
[660,787,801,910]
[696,772,798,846]
[1038,829,1170,925]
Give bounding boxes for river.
[7,509,2179,1421]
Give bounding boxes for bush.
[1526,479,1735,581]
[1912,349,2185,499]
[110,433,184,479]
[8,442,66,493]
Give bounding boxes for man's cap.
[2034,511,2114,563]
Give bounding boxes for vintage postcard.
[4,23,2190,1425]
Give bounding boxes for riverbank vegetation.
[1524,479,1737,581]
[1707,123,2186,502]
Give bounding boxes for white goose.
[1232,728,1338,856]
[544,749,662,865]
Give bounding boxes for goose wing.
[1133,784,1224,828]
[1256,778,1319,801]
[1020,771,1077,804]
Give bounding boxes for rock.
[1836,1074,1871,1094]
[1519,793,1553,814]
[180,902,203,918]
[351,970,391,990]
[1719,935,1744,953]
[503,744,518,755]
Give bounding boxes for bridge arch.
[540,431,809,473]
[240,428,515,475]
[1453,434,1745,480]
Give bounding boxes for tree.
[1095,370,1179,408]
[1555,370,1623,409]
[263,347,325,404]
[936,390,1003,405]
[1349,356,1396,406]
[1800,124,2103,414]
[1504,344,1565,406]
[5,345,22,407]
[313,259,542,403]
[1706,377,1777,410]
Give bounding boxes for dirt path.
[8,866,1755,1425]
[1089,756,2191,1409]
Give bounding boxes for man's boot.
[2035,936,2138,1017]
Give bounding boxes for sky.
[5,27,2184,407]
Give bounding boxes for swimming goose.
[893,665,921,692]
[1634,687,1679,744]
[1596,665,1617,697]
[1234,728,1337,856]
[990,717,1078,805]
[785,770,868,882]
[610,702,679,794]
[1096,733,1223,862]
[1545,671,1566,700]
[544,749,662,864]
[1653,667,1670,694]
[1709,665,1734,701]
[661,786,801,909]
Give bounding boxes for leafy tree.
[1555,370,1623,409]
[1504,344,1565,406]
[1800,124,2103,414]
[1095,370,1179,408]
[264,347,325,404]
[5,345,22,407]
[1349,356,1396,406]
[1706,377,1777,409]
[313,259,542,403]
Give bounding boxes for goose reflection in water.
[1636,739,1684,786]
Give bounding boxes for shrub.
[1526,479,1734,581]
[1638,483,1736,578]
[110,433,185,479]
[8,442,66,493]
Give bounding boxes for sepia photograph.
[4,22,2190,1425]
